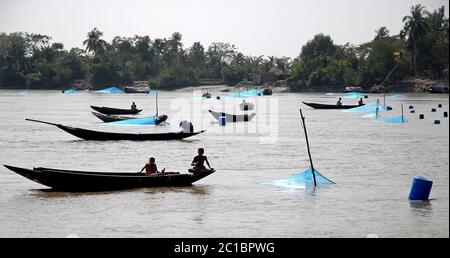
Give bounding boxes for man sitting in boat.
[131,102,137,110]
[358,98,364,106]
[336,98,342,106]
[190,148,212,173]
[140,157,165,176]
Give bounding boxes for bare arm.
[205,157,211,169]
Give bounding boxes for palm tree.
[83,28,107,55]
[402,4,429,76]
[374,27,390,40]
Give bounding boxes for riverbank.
[1,78,448,94]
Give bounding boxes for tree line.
[0,4,448,90]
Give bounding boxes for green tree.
[401,4,429,76]
[83,28,107,55]
[374,27,390,40]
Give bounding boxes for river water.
[0,89,448,238]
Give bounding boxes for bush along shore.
[0,5,448,93]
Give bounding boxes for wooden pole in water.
[156,91,159,116]
[401,104,404,123]
[299,109,317,187]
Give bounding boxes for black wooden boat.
[208,110,256,122]
[302,102,364,110]
[90,106,142,115]
[92,112,168,125]
[123,86,150,94]
[3,165,215,191]
[26,119,205,141]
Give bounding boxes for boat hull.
[90,106,142,115]
[4,165,214,192]
[208,110,256,122]
[26,119,204,141]
[302,102,364,110]
[123,86,150,94]
[92,112,167,125]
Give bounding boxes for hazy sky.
[1,0,448,57]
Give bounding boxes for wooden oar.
[299,109,317,187]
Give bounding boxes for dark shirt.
[143,163,157,175]
[192,155,208,169]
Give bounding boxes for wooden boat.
[208,110,256,122]
[263,89,273,96]
[302,102,364,110]
[123,86,150,94]
[428,86,449,94]
[26,119,205,141]
[90,106,142,115]
[202,92,211,99]
[92,112,168,125]
[239,101,255,111]
[3,165,215,191]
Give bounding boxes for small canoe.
[123,86,150,94]
[26,119,205,141]
[202,92,211,99]
[4,165,215,192]
[239,102,255,111]
[208,110,256,122]
[90,106,142,115]
[92,112,168,125]
[302,102,364,110]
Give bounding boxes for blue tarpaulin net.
[361,112,378,118]
[374,116,408,124]
[219,89,263,99]
[343,102,387,113]
[63,89,79,94]
[265,167,335,189]
[146,90,159,95]
[94,87,123,93]
[387,94,405,99]
[108,116,159,125]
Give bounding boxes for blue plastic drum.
[219,116,226,126]
[408,176,433,201]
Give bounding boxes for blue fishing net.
[361,112,377,118]
[387,94,405,99]
[219,89,263,99]
[265,167,335,189]
[343,102,387,113]
[146,90,160,95]
[63,89,79,94]
[108,116,159,125]
[94,87,123,93]
[374,116,408,124]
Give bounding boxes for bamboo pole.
[299,109,317,187]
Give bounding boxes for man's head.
[149,157,155,164]
[198,148,204,155]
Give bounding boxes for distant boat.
[3,165,215,191]
[239,101,255,111]
[263,89,273,96]
[90,106,142,115]
[428,86,449,94]
[92,112,167,125]
[202,92,212,99]
[302,102,364,110]
[25,119,205,141]
[208,110,256,122]
[123,86,150,94]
